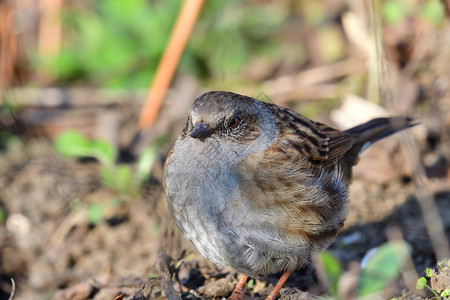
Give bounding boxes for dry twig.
[138,0,205,130]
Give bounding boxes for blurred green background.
[5,0,444,90]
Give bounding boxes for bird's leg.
[265,269,292,300]
[228,274,248,300]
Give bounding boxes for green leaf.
[441,288,450,297]
[424,267,433,278]
[101,167,118,190]
[54,131,117,166]
[416,277,440,298]
[100,0,145,23]
[136,136,168,183]
[87,204,105,224]
[90,140,117,167]
[54,131,91,157]
[420,0,444,26]
[101,165,136,194]
[358,242,410,296]
[116,164,133,187]
[247,279,254,290]
[75,13,105,59]
[416,277,427,289]
[46,51,79,78]
[317,251,342,295]
[136,146,158,183]
[382,0,408,25]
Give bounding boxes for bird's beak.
[190,122,213,139]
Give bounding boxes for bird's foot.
[265,269,292,300]
[228,274,248,300]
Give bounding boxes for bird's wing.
[266,104,358,167]
[236,116,352,249]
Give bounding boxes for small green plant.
[55,130,166,225]
[81,198,123,225]
[54,130,116,167]
[416,277,440,298]
[317,241,410,299]
[54,130,166,196]
[317,251,342,295]
[416,261,450,299]
[358,241,410,297]
[441,288,450,298]
[87,203,106,225]
[247,278,255,291]
[425,267,434,278]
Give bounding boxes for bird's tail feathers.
[344,117,417,155]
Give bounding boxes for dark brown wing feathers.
[267,103,415,171]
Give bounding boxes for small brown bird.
[163,91,415,299]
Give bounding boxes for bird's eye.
[228,116,240,128]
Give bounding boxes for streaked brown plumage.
[163,91,415,299]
